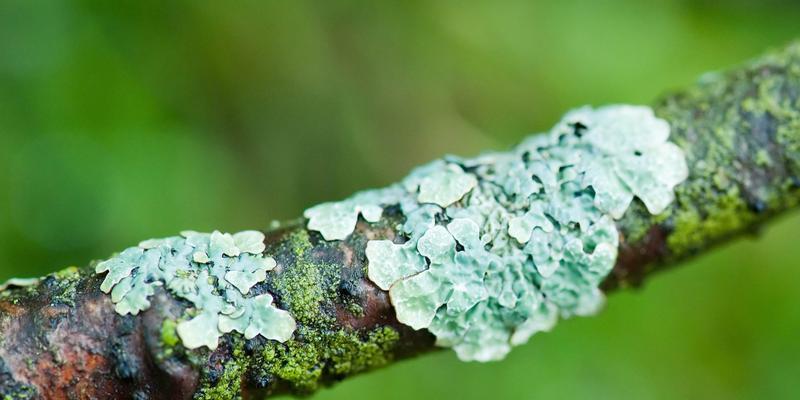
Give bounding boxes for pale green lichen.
[413,163,478,207]
[0,278,40,292]
[305,104,688,362]
[303,188,404,241]
[365,240,426,291]
[95,230,296,350]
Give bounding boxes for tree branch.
[2,42,800,400]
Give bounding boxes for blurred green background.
[1,1,800,399]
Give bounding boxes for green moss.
[668,188,752,256]
[191,337,251,400]
[616,200,660,244]
[47,266,82,307]
[259,331,323,392]
[161,319,180,348]
[0,358,37,399]
[288,229,312,258]
[185,224,403,397]
[327,327,399,376]
[775,97,800,179]
[1,390,35,400]
[188,327,400,400]
[3,392,35,400]
[194,359,245,400]
[0,266,84,308]
[345,301,364,318]
[648,42,800,258]
[255,326,400,393]
[212,226,402,393]
[52,266,80,280]
[755,149,772,167]
[158,318,181,361]
[269,239,339,327]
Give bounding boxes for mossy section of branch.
[610,42,800,288]
[215,223,432,398]
[184,219,434,399]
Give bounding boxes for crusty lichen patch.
[94,230,296,350]
[305,105,688,361]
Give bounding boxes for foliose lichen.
[305,105,688,362]
[0,278,40,292]
[304,189,402,241]
[95,230,296,350]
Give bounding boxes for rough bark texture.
[2,42,800,399]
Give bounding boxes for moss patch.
[269,231,339,327]
[667,188,753,255]
[613,42,800,263]
[194,359,245,400]
[254,326,400,394]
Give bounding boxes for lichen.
[0,278,39,292]
[412,163,477,207]
[94,230,296,350]
[365,240,426,291]
[304,105,688,361]
[303,188,405,241]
